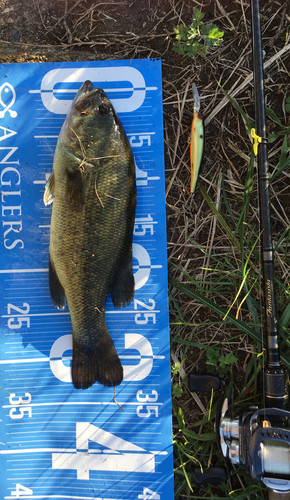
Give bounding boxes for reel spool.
[189,374,290,495]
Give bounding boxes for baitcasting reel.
[189,374,290,495]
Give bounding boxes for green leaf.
[279,134,288,169]
[268,134,277,143]
[186,42,207,57]
[187,27,199,40]
[172,8,223,59]
[265,106,283,127]
[221,173,237,225]
[183,428,216,442]
[280,302,290,329]
[183,42,200,57]
[173,25,189,41]
[270,135,290,183]
[192,7,205,29]
[221,352,238,365]
[206,346,220,366]
[285,96,290,112]
[172,382,183,398]
[277,125,290,136]
[171,361,181,375]
[177,406,185,431]
[200,24,224,47]
[172,42,185,55]
[239,151,254,243]
[176,446,193,493]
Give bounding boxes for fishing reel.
[189,373,290,495]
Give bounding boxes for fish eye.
[97,104,110,116]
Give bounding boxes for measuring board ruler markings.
[0,60,173,500]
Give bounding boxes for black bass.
[44,81,136,390]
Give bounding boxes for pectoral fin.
[65,168,85,211]
[43,172,55,206]
[110,248,135,309]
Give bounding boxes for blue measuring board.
[0,59,173,500]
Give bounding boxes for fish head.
[59,81,125,160]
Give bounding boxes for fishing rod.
[189,0,290,497]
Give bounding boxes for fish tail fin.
[72,328,123,390]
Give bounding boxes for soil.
[0,0,289,497]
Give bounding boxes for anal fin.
[49,255,66,310]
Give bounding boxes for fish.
[190,83,204,194]
[44,81,136,390]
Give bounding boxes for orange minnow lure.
[190,83,204,194]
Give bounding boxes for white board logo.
[31,67,157,114]
[0,82,17,118]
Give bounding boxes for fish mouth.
[73,82,109,112]
[76,82,107,103]
[86,87,107,99]
[73,80,93,104]
[81,80,94,94]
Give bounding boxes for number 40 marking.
[11,484,33,497]
[52,422,155,480]
[139,488,160,500]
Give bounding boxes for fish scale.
[44,82,136,390]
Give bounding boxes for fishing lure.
[190,83,204,194]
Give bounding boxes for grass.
[169,82,290,497]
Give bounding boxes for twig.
[216,0,235,31]
[95,178,104,208]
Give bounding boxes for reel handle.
[188,373,221,392]
[194,466,229,485]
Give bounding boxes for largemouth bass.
[44,81,136,390]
